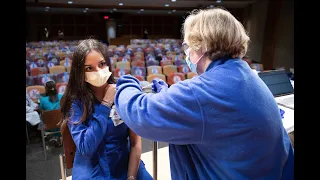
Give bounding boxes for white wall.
[273,0,294,69]
[245,0,269,62]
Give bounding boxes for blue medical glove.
[152,79,168,93]
[280,108,285,119]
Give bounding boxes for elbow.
[130,144,142,155]
[130,142,141,150]
[78,145,96,158]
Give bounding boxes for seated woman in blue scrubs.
[114,8,294,180]
[59,39,153,180]
[40,80,63,111]
[39,80,63,146]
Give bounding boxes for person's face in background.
[44,28,47,31]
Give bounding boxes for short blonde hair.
[183,8,249,60]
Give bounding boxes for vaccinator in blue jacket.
[115,8,293,180]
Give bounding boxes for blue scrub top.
[39,94,63,110]
[68,101,152,180]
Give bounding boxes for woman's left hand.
[102,84,117,107]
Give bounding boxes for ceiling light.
[165,4,169,7]
[68,1,73,4]
[113,8,117,11]
[172,9,176,12]
[140,9,144,11]
[83,10,87,13]
[45,7,50,9]
[119,3,123,6]
[216,0,221,3]
[171,0,176,2]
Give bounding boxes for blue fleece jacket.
[115,58,294,180]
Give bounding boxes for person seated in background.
[26,91,41,142]
[155,55,162,63]
[26,91,41,127]
[39,80,63,147]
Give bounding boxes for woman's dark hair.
[45,80,58,102]
[59,38,115,133]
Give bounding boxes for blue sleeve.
[115,75,204,144]
[68,101,111,157]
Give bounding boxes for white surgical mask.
[85,67,112,87]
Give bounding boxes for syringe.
[141,83,153,90]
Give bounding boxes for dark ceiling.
[26,0,257,14]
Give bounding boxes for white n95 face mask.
[85,67,112,87]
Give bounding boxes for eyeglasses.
[182,42,191,56]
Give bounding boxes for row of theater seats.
[26,72,69,87]
[26,39,192,102]
[27,51,193,86]
[107,49,188,85]
[130,39,182,45]
[26,40,266,105]
[27,65,71,77]
[27,57,72,73]
[27,83,67,103]
[114,64,196,85]
[26,63,196,87]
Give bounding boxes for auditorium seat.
[167,72,185,85]
[131,67,147,77]
[131,60,146,68]
[147,74,166,83]
[134,75,145,81]
[116,61,131,69]
[26,85,45,103]
[178,65,190,75]
[147,66,162,75]
[30,67,48,76]
[163,65,177,76]
[49,66,66,75]
[114,68,131,77]
[187,72,197,79]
